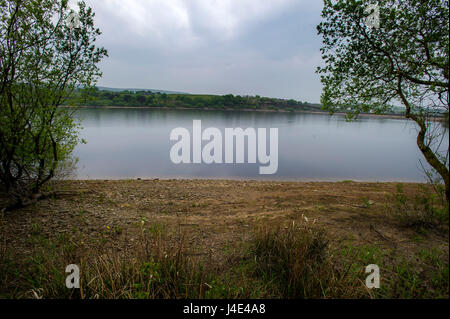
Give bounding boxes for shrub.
[389,184,449,232]
[251,220,365,298]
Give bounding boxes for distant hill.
[64,88,325,112]
[96,86,188,95]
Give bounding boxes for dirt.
[1,179,448,268]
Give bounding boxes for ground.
[1,179,448,298]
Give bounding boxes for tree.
[0,0,107,206]
[317,0,449,201]
[136,94,146,105]
[160,93,168,105]
[223,94,234,106]
[123,94,132,103]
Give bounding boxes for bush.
[389,184,449,231]
[251,219,365,298]
[0,1,106,205]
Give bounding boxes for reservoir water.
[73,107,448,182]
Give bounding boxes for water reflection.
[73,107,448,182]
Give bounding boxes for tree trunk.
[397,76,449,202]
[414,121,449,202]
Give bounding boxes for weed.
[388,184,448,232]
[250,220,366,298]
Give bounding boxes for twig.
[370,224,390,241]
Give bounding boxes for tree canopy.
[0,0,107,205]
[317,0,449,200]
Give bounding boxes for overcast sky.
[78,0,324,102]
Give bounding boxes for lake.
[73,107,448,182]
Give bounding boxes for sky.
[77,0,325,103]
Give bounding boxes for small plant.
[361,197,371,208]
[147,223,165,236]
[389,184,448,232]
[112,225,123,235]
[31,223,42,236]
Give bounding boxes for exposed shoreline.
[59,105,432,121]
[70,176,430,184]
[1,179,448,298]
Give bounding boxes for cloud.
[84,0,306,49]
[99,0,192,44]
[77,0,324,102]
[187,0,297,40]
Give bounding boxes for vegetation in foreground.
[0,180,448,299]
[0,0,107,207]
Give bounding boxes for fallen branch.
[1,190,83,213]
[370,224,391,241]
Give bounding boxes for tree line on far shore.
[63,88,324,112]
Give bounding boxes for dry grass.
[250,220,369,298]
[0,180,448,299]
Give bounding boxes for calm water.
[73,107,448,182]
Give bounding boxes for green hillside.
[63,87,324,112]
